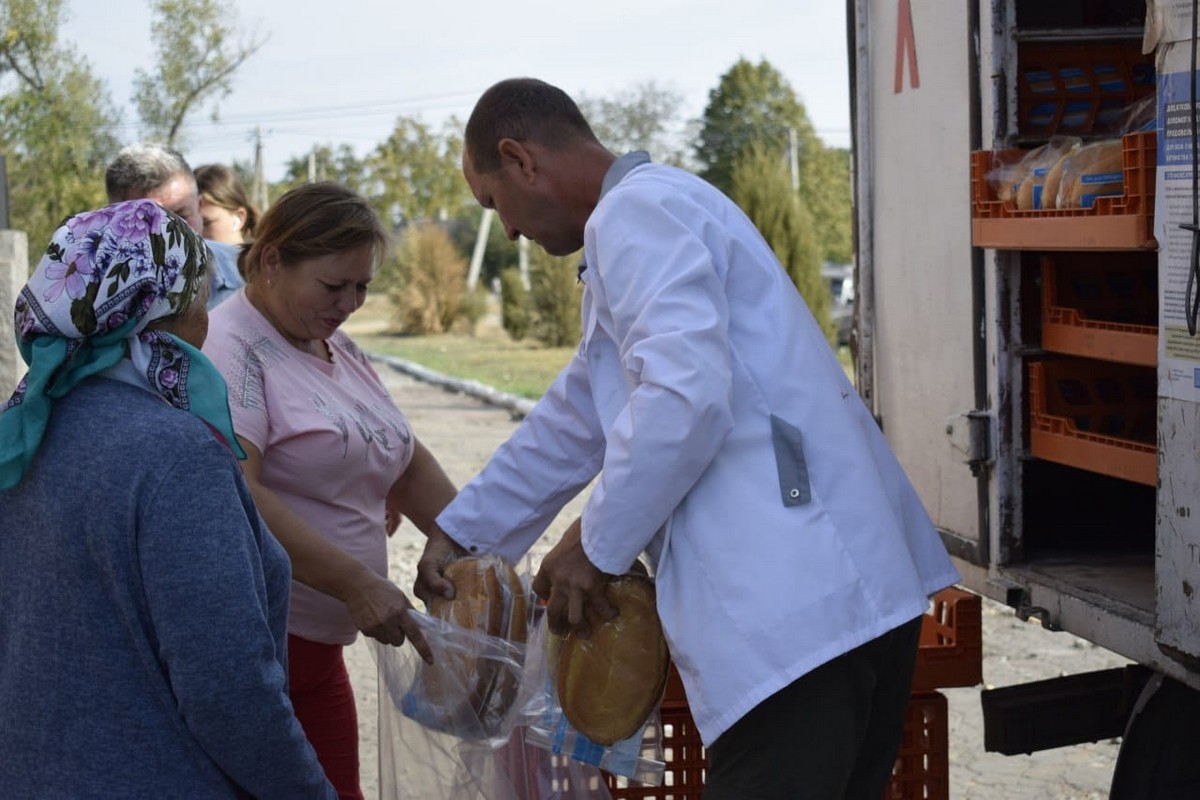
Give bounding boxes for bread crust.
[556,574,670,746]
[423,556,528,735]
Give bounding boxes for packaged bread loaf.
[419,555,529,736]
[1012,137,1080,211]
[1056,139,1124,209]
[555,573,670,746]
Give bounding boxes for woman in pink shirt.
[204,183,456,799]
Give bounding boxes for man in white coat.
[416,77,959,799]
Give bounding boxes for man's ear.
[497,138,537,182]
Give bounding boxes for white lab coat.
[436,154,959,746]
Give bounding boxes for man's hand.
[533,518,618,637]
[414,525,467,606]
[344,573,433,663]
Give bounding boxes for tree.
[697,57,852,265]
[274,143,367,199]
[0,0,119,252]
[806,146,853,265]
[696,58,818,195]
[364,116,471,227]
[730,143,833,344]
[578,81,694,168]
[132,0,264,147]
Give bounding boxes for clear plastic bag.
[1052,139,1125,209]
[987,136,1081,211]
[373,558,669,799]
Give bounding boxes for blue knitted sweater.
[0,378,335,798]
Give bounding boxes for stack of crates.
[603,588,984,799]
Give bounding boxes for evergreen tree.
[730,143,833,344]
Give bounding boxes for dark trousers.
[705,614,924,800]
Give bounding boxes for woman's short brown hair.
[241,183,389,280]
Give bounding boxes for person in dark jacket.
[0,199,336,798]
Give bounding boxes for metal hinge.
[946,409,994,477]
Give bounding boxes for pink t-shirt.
[204,290,414,645]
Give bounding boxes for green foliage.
[805,146,853,265]
[696,58,818,195]
[365,116,472,227]
[383,222,466,334]
[577,81,694,168]
[132,0,264,147]
[498,267,531,342]
[730,143,833,344]
[0,0,118,254]
[455,286,489,336]
[528,248,582,348]
[274,143,367,200]
[448,207,517,289]
[698,57,852,266]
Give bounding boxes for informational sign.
[1156,67,1200,400]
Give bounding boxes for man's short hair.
[105,143,194,203]
[464,78,598,173]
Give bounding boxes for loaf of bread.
[556,574,670,746]
[1013,138,1080,211]
[421,556,528,736]
[1057,139,1124,209]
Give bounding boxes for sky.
[60,0,851,183]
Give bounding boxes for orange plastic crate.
[1028,359,1156,485]
[1040,254,1157,366]
[605,675,705,799]
[912,588,983,692]
[885,691,950,800]
[971,131,1157,250]
[1016,42,1155,139]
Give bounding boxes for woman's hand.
[345,573,433,663]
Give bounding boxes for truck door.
[854,0,987,567]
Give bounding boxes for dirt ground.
[344,365,1131,799]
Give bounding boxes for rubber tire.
[1109,674,1200,798]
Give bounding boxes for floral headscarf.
[0,199,245,491]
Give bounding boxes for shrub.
[499,267,532,341]
[455,286,490,335]
[386,222,466,334]
[528,247,583,347]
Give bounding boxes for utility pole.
[466,208,494,291]
[518,235,530,290]
[307,151,316,183]
[252,126,268,211]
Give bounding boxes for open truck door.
[850,0,1200,790]
[850,0,990,573]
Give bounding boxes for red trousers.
[288,635,364,800]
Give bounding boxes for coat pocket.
[770,414,811,507]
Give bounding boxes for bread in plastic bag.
[414,556,529,739]
[1053,139,1124,209]
[372,555,669,797]
[554,574,670,747]
[1013,136,1081,210]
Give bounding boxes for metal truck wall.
[1151,4,1200,663]
[862,0,981,544]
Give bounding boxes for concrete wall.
[0,230,28,396]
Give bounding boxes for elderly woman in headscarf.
[0,200,337,799]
